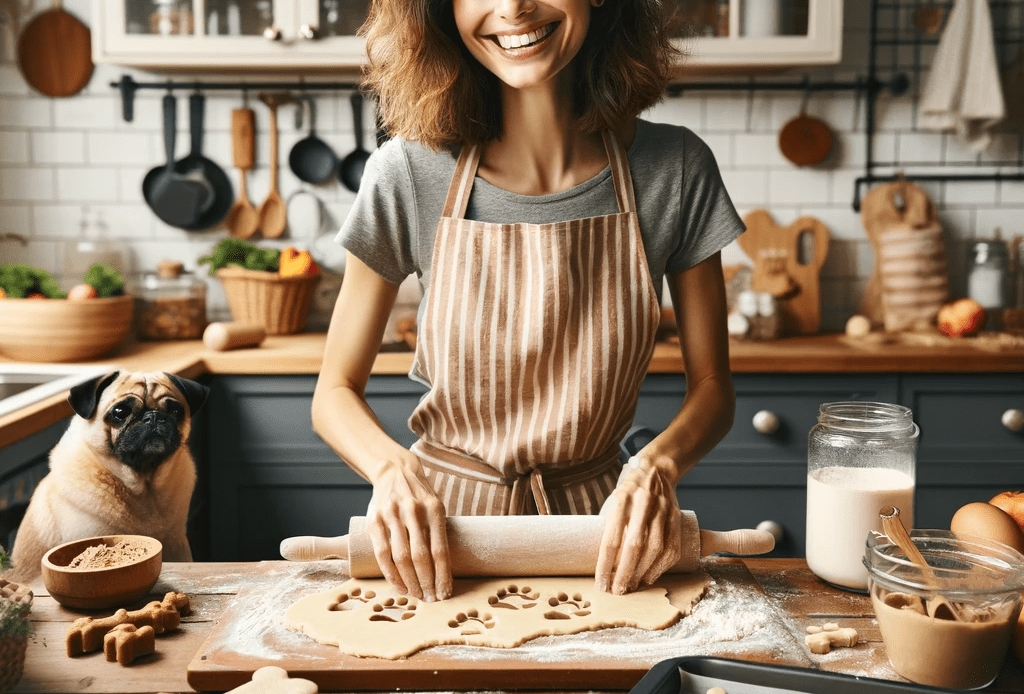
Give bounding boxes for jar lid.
[141,266,205,297]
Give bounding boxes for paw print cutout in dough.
[544,592,592,620]
[447,609,495,635]
[328,587,377,612]
[368,597,418,622]
[487,584,540,610]
[226,665,318,693]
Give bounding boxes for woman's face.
[452,0,592,91]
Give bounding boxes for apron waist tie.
[412,439,621,516]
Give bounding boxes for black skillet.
[289,96,338,184]
[174,93,234,231]
[143,94,213,228]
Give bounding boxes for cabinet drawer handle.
[756,520,784,542]
[1002,408,1024,432]
[299,23,317,40]
[752,410,780,435]
[263,25,283,41]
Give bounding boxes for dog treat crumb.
[806,624,859,654]
[806,625,823,634]
[103,623,155,665]
[707,688,727,694]
[67,539,153,569]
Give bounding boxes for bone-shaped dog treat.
[226,665,318,693]
[805,624,859,654]
[103,623,155,665]
[66,591,189,657]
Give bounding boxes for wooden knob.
[299,23,316,39]
[1002,408,1024,432]
[756,520,785,542]
[263,25,282,40]
[752,409,781,435]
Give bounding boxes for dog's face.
[68,371,209,474]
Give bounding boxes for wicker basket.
[0,579,32,694]
[216,266,322,335]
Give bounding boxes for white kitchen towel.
[919,0,1005,152]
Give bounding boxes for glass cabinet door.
[124,0,196,35]
[317,0,369,37]
[202,0,276,37]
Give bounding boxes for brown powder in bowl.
[66,539,154,570]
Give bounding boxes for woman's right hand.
[366,455,452,602]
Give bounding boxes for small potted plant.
[0,546,32,694]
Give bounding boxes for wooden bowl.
[41,535,162,610]
[0,295,134,362]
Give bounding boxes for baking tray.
[630,657,965,694]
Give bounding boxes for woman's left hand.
[595,459,682,594]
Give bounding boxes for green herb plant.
[0,264,65,298]
[82,263,126,297]
[198,239,280,276]
[0,546,30,641]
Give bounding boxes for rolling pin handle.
[698,528,776,557]
[279,535,349,562]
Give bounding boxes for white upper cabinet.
[671,0,844,70]
[93,0,842,71]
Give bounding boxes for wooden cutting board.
[185,561,807,692]
[737,210,830,336]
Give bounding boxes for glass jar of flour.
[806,402,918,593]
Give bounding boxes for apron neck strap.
[442,131,636,220]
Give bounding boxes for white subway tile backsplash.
[733,133,787,168]
[0,205,30,238]
[768,168,831,206]
[33,204,92,238]
[0,131,29,163]
[1,167,55,201]
[943,180,998,207]
[720,169,768,206]
[0,67,29,96]
[87,132,154,165]
[55,167,119,202]
[53,97,120,130]
[31,131,86,164]
[0,97,51,128]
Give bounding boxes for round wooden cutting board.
[17,0,93,98]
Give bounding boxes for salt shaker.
[806,402,918,593]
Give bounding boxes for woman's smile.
[492,21,558,53]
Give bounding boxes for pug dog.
[6,371,208,582]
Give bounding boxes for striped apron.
[408,131,661,516]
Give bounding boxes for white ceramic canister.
[806,402,918,592]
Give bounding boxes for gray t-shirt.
[338,118,745,304]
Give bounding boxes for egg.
[950,502,1024,554]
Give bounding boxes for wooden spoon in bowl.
[257,93,288,238]
[879,506,962,621]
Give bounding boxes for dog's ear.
[166,373,209,416]
[68,371,121,419]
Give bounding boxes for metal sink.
[0,363,110,418]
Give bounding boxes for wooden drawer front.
[676,485,807,558]
[635,374,899,467]
[902,374,1024,470]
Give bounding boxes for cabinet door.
[206,375,427,561]
[94,0,368,68]
[668,0,843,68]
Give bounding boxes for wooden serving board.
[186,560,809,692]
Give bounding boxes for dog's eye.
[110,404,131,422]
[165,400,185,419]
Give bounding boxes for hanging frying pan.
[143,94,215,229]
[17,0,93,97]
[174,93,235,231]
[778,88,833,167]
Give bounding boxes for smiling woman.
[314,0,742,605]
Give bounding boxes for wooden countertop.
[3,332,1023,447]
[10,558,1023,694]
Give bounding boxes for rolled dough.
[283,573,709,659]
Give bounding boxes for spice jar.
[806,402,918,593]
[136,261,207,340]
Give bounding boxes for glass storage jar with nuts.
[136,261,207,340]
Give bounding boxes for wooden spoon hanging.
[17,0,93,97]
[225,107,259,239]
[257,93,289,239]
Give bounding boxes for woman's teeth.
[496,23,554,50]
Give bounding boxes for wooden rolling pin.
[279,511,775,577]
[203,322,266,351]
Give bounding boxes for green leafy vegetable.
[197,239,280,276]
[0,264,65,298]
[83,263,125,297]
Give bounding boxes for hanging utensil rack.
[853,0,1024,210]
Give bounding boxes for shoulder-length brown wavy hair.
[360,0,682,151]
